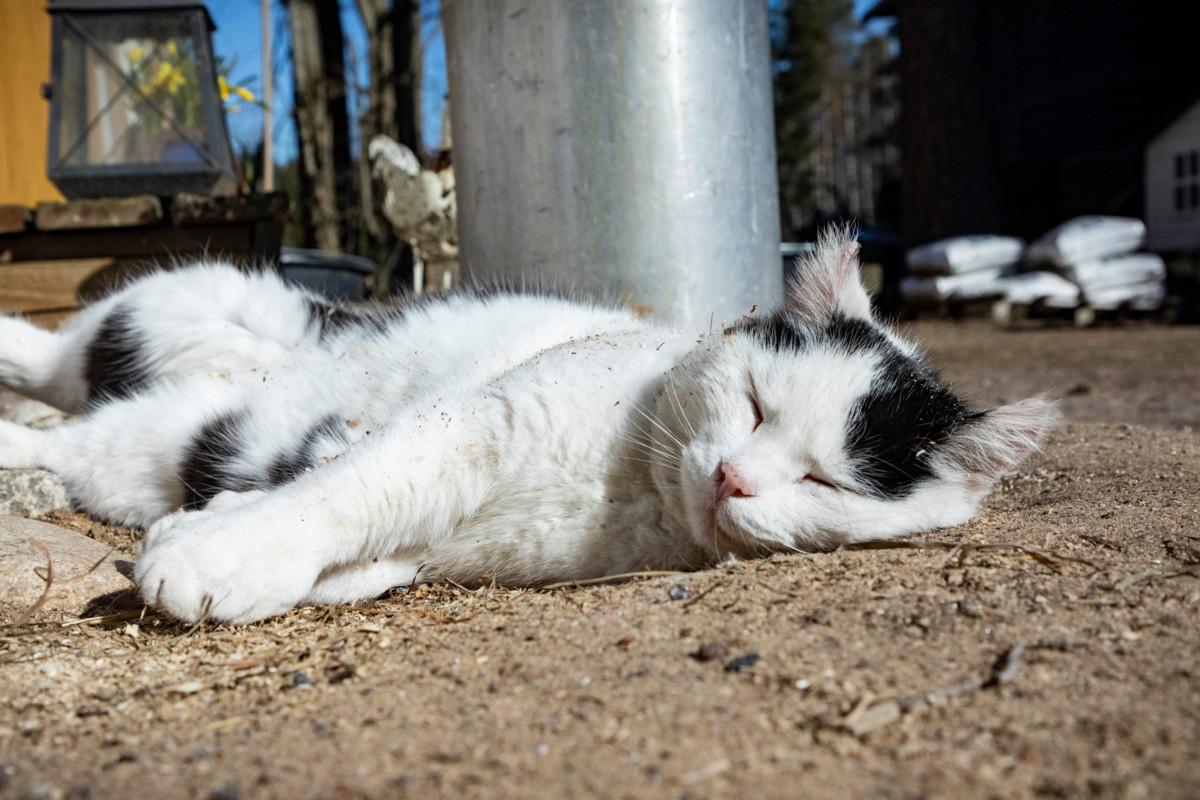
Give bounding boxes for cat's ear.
[785,226,872,326]
[942,396,1061,491]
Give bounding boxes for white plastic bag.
[1062,253,1166,291]
[999,272,1081,307]
[906,235,1025,276]
[1085,281,1165,311]
[900,268,1010,303]
[1027,216,1146,266]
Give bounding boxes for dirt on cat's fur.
[1,320,1198,799]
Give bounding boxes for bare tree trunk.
[356,0,424,268]
[287,0,353,252]
[392,0,422,154]
[355,0,394,252]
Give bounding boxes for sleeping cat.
[0,230,1057,623]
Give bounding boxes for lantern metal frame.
[45,0,237,198]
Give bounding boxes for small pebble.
[960,600,983,618]
[803,609,831,625]
[690,642,730,662]
[668,585,693,601]
[291,672,314,688]
[724,652,761,673]
[208,786,240,800]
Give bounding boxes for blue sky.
[208,0,446,162]
[208,0,883,164]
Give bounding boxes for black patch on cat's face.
[845,352,972,498]
[739,310,971,498]
[266,414,345,486]
[181,412,251,510]
[85,304,151,404]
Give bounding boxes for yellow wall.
[0,1,63,205]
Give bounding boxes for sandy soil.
[1,321,1198,799]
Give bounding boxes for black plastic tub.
[279,248,378,301]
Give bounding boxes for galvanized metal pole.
[442,0,781,331]
[261,0,273,191]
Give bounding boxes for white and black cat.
[0,230,1057,623]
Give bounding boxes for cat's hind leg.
[0,419,48,470]
[10,375,248,528]
[0,315,90,411]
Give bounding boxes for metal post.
[261,0,274,192]
[442,0,781,331]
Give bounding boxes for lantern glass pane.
[56,13,210,169]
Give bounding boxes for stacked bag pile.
[900,217,1166,314]
[1024,217,1165,312]
[900,236,1023,305]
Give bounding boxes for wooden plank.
[0,258,114,315]
[20,307,79,331]
[20,309,79,331]
[171,192,290,226]
[35,196,163,231]
[0,205,32,234]
[0,223,255,263]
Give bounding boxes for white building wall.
[1146,101,1200,252]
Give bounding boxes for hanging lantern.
[45,0,237,198]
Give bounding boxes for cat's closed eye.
[799,472,839,489]
[749,393,764,432]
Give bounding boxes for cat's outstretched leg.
[0,316,90,411]
[2,374,245,528]
[134,402,497,623]
[0,419,48,469]
[304,554,423,605]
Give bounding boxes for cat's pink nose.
[716,461,755,504]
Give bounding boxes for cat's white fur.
[0,231,1057,623]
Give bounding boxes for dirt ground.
[1,320,1198,800]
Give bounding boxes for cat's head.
[652,228,1058,558]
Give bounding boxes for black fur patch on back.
[266,414,346,486]
[85,305,151,404]
[305,298,392,338]
[180,412,251,510]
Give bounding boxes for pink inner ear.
[786,228,871,324]
[954,395,1061,483]
[837,241,862,275]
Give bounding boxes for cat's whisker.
[666,378,697,439]
[614,435,679,464]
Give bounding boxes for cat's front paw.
[134,511,318,624]
[143,490,268,550]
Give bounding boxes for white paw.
[143,490,267,551]
[134,509,319,624]
[207,488,267,512]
